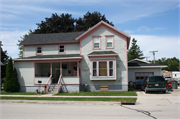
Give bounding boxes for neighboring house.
[13,21,131,93]
[128,59,167,84]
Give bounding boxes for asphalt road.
[1,88,180,119]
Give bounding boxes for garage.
[128,59,167,85]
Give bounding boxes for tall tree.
[4,58,20,92]
[34,13,75,33]
[17,29,33,58]
[128,38,144,61]
[76,11,114,31]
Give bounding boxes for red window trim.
[92,36,101,49]
[91,59,115,78]
[105,35,114,49]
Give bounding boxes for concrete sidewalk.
[0,94,137,98]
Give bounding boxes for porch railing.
[57,75,62,93]
[46,75,52,93]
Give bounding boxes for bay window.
[92,60,114,77]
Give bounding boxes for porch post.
[50,62,52,75]
[60,62,62,76]
[77,61,79,77]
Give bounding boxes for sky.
[0,0,180,61]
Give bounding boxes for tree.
[151,57,179,71]
[1,48,9,79]
[17,29,33,58]
[76,11,114,31]
[128,38,144,61]
[34,13,75,34]
[4,58,20,92]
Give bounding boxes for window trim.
[92,36,101,49]
[91,59,115,78]
[36,46,43,55]
[105,35,114,49]
[58,44,65,54]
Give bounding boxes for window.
[59,45,65,53]
[106,36,114,48]
[92,60,114,77]
[93,62,97,76]
[93,36,101,49]
[37,46,42,54]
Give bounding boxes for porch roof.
[88,51,118,58]
[13,54,82,61]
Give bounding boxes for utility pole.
[144,56,150,61]
[149,51,158,64]
[0,41,2,85]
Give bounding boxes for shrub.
[4,58,20,92]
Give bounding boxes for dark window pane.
[109,69,113,76]
[62,64,67,69]
[93,70,97,76]
[93,62,96,68]
[109,61,113,68]
[136,77,139,79]
[107,42,112,47]
[94,43,99,48]
[60,49,64,52]
[37,46,41,53]
[60,45,64,48]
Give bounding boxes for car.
[141,75,166,93]
[164,76,172,80]
[165,80,172,91]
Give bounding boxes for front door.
[71,62,77,76]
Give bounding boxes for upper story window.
[36,46,42,54]
[92,36,101,49]
[59,45,65,53]
[105,35,114,49]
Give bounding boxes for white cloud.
[0,30,29,59]
[129,35,179,60]
[137,26,151,31]
[124,30,134,34]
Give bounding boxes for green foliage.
[149,57,179,71]
[34,11,113,33]
[4,58,20,92]
[128,85,134,91]
[34,13,75,33]
[128,38,144,61]
[17,29,33,58]
[76,11,114,31]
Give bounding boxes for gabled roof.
[20,32,85,45]
[128,59,167,68]
[76,21,131,49]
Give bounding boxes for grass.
[0,90,46,95]
[55,91,137,96]
[1,96,137,102]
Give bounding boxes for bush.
[128,85,134,91]
[4,58,20,92]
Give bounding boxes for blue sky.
[0,0,179,61]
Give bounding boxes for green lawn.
[55,91,137,96]
[0,90,45,95]
[1,96,137,102]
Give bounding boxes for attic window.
[36,46,42,54]
[59,45,65,53]
[105,35,114,49]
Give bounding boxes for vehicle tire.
[163,90,166,93]
[145,89,148,93]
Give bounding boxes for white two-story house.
[13,21,131,93]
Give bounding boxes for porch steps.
[48,84,58,94]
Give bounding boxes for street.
[1,88,180,119]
